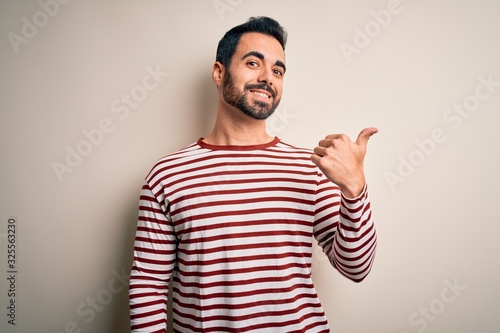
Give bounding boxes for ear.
[212,62,224,88]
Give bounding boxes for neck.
[204,103,274,146]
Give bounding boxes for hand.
[311,127,378,198]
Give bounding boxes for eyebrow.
[242,51,287,73]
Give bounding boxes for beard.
[221,70,281,120]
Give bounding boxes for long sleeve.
[129,181,176,332]
[313,177,377,282]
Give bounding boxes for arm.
[311,128,378,281]
[129,181,176,332]
[313,180,376,282]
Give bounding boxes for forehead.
[233,32,285,63]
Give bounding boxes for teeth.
[251,91,270,98]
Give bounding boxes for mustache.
[245,83,276,98]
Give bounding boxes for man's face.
[221,32,286,120]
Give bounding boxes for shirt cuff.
[341,183,368,204]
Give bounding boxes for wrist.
[339,178,366,198]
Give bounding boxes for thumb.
[355,127,378,147]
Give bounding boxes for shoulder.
[145,141,206,183]
[271,140,314,158]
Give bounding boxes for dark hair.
[216,16,287,67]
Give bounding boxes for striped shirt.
[129,137,377,332]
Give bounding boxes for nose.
[257,66,274,86]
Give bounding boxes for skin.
[204,31,377,198]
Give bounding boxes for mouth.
[249,89,273,100]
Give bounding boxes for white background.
[1,1,499,332]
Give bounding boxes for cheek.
[232,75,252,89]
[275,84,283,98]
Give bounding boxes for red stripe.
[171,196,315,216]
[177,262,311,278]
[170,186,315,206]
[173,283,315,301]
[166,176,317,200]
[178,251,311,267]
[173,272,311,290]
[178,218,312,236]
[174,206,314,226]
[173,291,318,313]
[177,229,311,245]
[178,240,312,256]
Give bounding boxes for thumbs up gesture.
[311,127,378,198]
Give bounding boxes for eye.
[273,69,284,77]
[247,61,259,67]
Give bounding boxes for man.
[129,16,377,332]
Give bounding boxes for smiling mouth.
[249,89,272,99]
